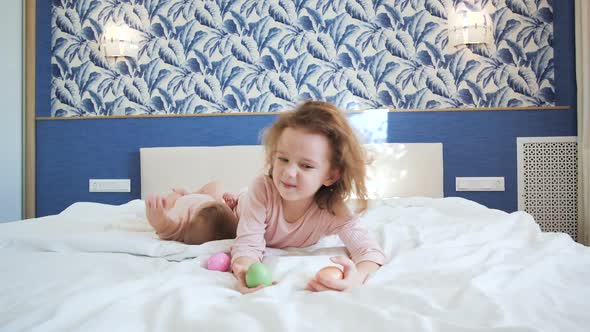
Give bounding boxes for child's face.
[272,127,339,204]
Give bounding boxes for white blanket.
[1,197,589,332]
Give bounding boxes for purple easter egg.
[207,252,231,272]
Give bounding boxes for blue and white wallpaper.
[51,0,555,116]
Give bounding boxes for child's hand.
[145,195,190,240]
[146,194,188,234]
[305,256,363,292]
[231,257,275,294]
[145,194,168,222]
[222,192,238,209]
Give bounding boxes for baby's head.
[182,201,238,245]
[263,100,368,214]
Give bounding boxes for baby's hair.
[262,100,368,214]
[183,202,238,245]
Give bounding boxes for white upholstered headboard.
[140,143,443,199]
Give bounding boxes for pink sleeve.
[230,176,269,263]
[335,219,387,265]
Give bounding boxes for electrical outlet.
[89,179,131,192]
[455,177,505,191]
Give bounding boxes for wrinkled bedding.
[1,197,589,332]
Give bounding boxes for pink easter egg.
[207,252,231,272]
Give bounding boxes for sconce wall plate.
[102,25,141,58]
[448,10,493,47]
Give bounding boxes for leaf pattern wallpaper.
[50,0,555,116]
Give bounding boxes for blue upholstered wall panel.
[36,109,576,216]
[35,0,577,217]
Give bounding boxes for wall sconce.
[448,10,493,47]
[101,24,141,58]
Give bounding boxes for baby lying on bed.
[145,181,240,245]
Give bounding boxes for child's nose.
[284,163,297,177]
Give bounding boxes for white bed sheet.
[1,197,589,332]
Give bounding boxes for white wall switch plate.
[89,179,131,192]
[455,177,505,191]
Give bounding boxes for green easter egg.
[245,263,272,288]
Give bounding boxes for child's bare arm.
[145,194,187,240]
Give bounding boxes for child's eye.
[278,157,288,163]
[302,164,314,169]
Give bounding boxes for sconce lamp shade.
[448,10,493,47]
[102,25,141,58]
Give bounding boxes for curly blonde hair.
[262,101,368,215]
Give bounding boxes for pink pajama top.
[230,175,386,265]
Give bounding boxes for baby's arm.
[145,194,187,241]
[172,187,189,196]
[164,190,186,208]
[194,181,225,201]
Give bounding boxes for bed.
[1,143,589,332]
